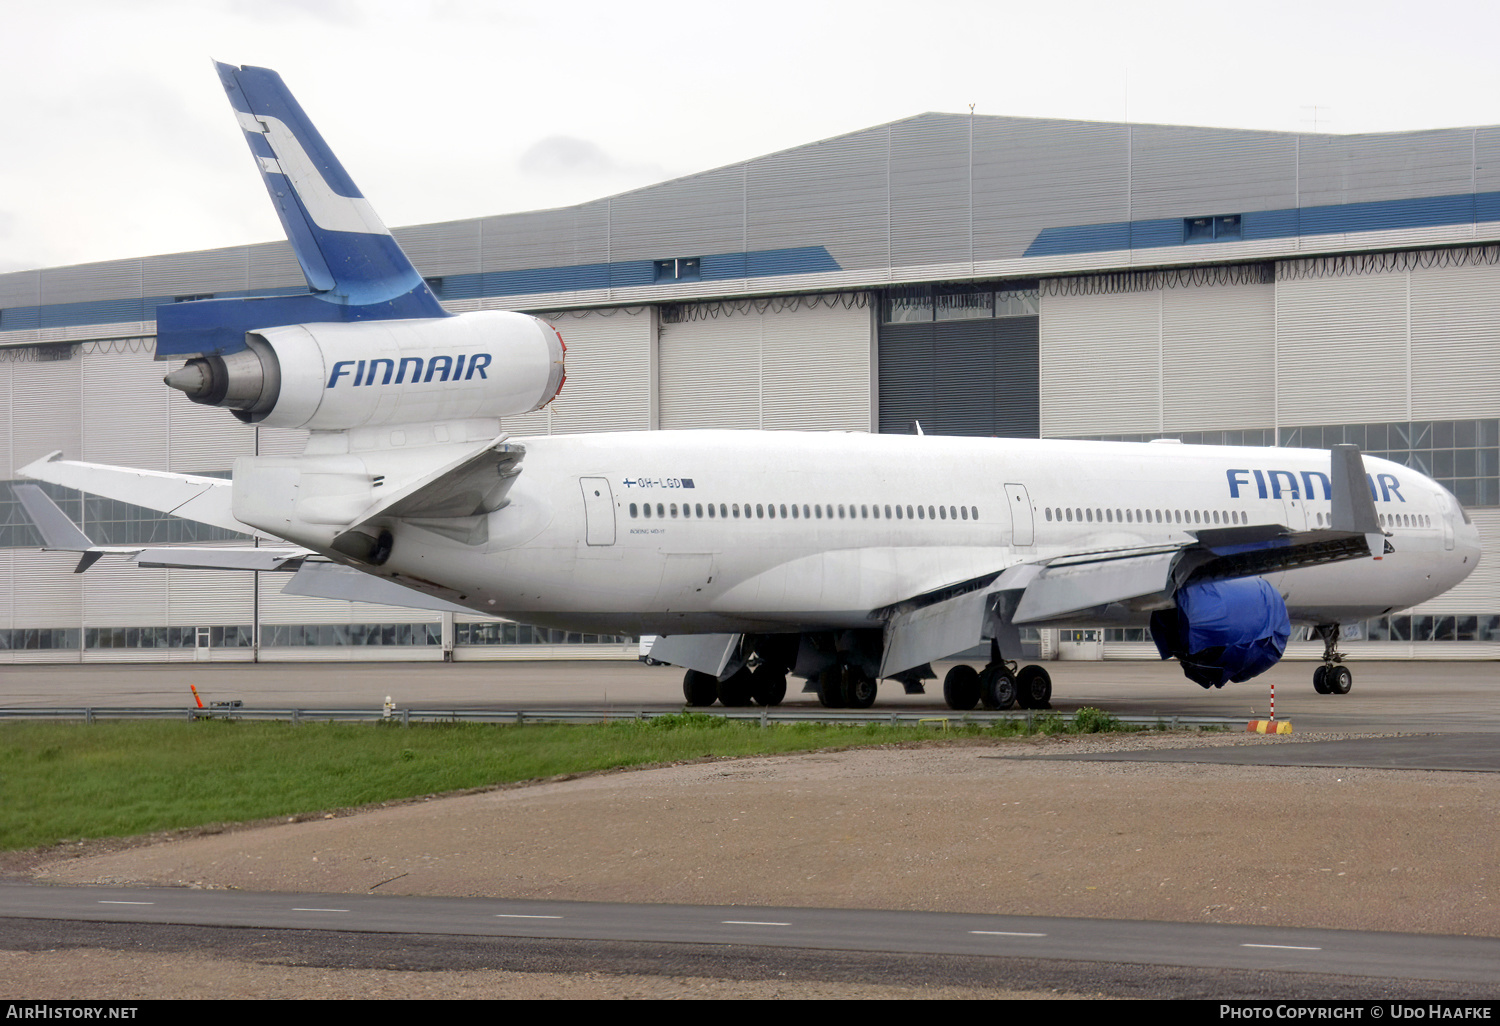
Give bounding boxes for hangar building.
[1,112,1495,663]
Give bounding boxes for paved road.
[1033,732,1500,771]
[4,884,1499,992]
[3,658,1496,733]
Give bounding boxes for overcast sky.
[6,0,1500,274]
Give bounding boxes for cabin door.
[580,478,616,546]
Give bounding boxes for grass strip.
[0,709,1134,851]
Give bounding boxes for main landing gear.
[942,641,1052,711]
[815,663,879,709]
[1311,624,1353,696]
[682,666,790,708]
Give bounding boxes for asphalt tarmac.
[3,657,1496,735]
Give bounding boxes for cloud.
[518,136,630,178]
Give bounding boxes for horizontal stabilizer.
[134,547,305,571]
[281,562,474,613]
[18,451,264,538]
[14,480,304,573]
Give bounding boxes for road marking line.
[495,914,564,919]
[722,920,791,926]
[292,907,349,912]
[1241,943,1322,951]
[97,901,154,905]
[970,931,1047,937]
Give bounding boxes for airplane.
[17,63,1483,711]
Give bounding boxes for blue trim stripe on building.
[0,247,841,335]
[1024,191,1500,257]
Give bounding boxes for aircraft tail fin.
[156,64,448,358]
[214,61,442,310]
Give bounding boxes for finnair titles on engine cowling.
[19,62,1481,711]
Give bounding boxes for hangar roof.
[6,112,1500,345]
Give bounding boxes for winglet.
[1329,444,1385,558]
[13,484,103,572]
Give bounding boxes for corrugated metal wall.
[501,307,654,436]
[658,300,871,432]
[1275,269,1410,424]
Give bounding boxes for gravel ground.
[6,731,1498,999]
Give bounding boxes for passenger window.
[906,505,914,519]
[720,504,728,518]
[779,504,787,518]
[1086,509,1093,522]
[961,507,968,520]
[756,504,764,518]
[657,503,665,518]
[671,504,678,518]
[918,506,925,520]
[791,504,799,519]
[862,505,869,518]
[884,505,892,518]
[708,503,716,518]
[972,506,979,520]
[896,506,903,520]
[641,503,650,519]
[630,503,638,518]
[940,506,947,520]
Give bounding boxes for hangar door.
[878,286,1039,437]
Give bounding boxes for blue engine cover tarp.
[1149,578,1291,688]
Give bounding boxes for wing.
[878,444,1389,678]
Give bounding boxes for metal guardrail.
[0,706,1243,730]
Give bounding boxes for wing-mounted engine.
[1147,577,1291,688]
[164,310,566,429]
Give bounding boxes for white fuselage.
[362,432,1482,636]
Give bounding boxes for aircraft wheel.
[1016,664,1052,709]
[943,665,980,711]
[1313,665,1330,694]
[816,666,847,708]
[683,670,718,707]
[844,668,878,709]
[1327,665,1353,695]
[750,666,787,706]
[980,666,1017,710]
[717,668,755,707]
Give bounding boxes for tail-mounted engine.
[163,310,565,430]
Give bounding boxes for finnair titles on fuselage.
[18,62,1480,712]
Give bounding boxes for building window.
[1184,214,1242,243]
[654,258,701,282]
[882,283,1039,323]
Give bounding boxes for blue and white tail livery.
[155,63,447,358]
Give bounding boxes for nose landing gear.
[1312,624,1353,695]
